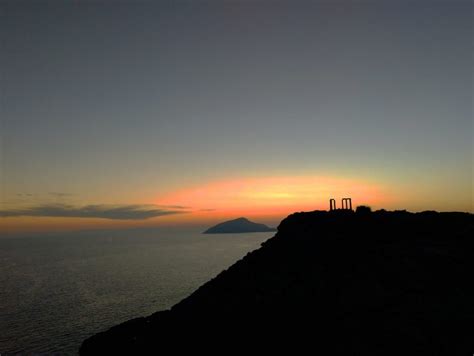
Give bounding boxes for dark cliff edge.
[80,210,474,355]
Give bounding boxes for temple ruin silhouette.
[329,198,353,211]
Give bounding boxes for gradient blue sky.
[1,0,472,232]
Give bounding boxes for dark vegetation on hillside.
[81,210,474,355]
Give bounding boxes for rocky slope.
[80,210,474,355]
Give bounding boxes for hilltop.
[203,217,276,234]
[80,210,474,355]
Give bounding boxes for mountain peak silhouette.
[203,217,276,234]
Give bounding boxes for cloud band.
[0,204,188,220]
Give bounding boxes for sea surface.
[0,228,274,354]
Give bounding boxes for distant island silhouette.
[203,217,276,234]
[80,209,473,355]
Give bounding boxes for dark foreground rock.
[80,210,474,355]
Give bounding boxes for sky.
[1,0,472,234]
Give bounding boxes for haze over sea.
[0,228,273,354]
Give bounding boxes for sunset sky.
[1,0,472,234]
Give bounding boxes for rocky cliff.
[80,210,474,355]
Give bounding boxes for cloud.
[160,205,190,209]
[48,192,74,198]
[0,204,188,220]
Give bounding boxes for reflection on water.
[0,228,273,354]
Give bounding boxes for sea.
[0,228,274,354]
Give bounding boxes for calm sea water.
[0,228,273,354]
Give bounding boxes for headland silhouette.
[80,206,474,355]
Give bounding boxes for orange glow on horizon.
[156,175,388,221]
[0,175,390,234]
